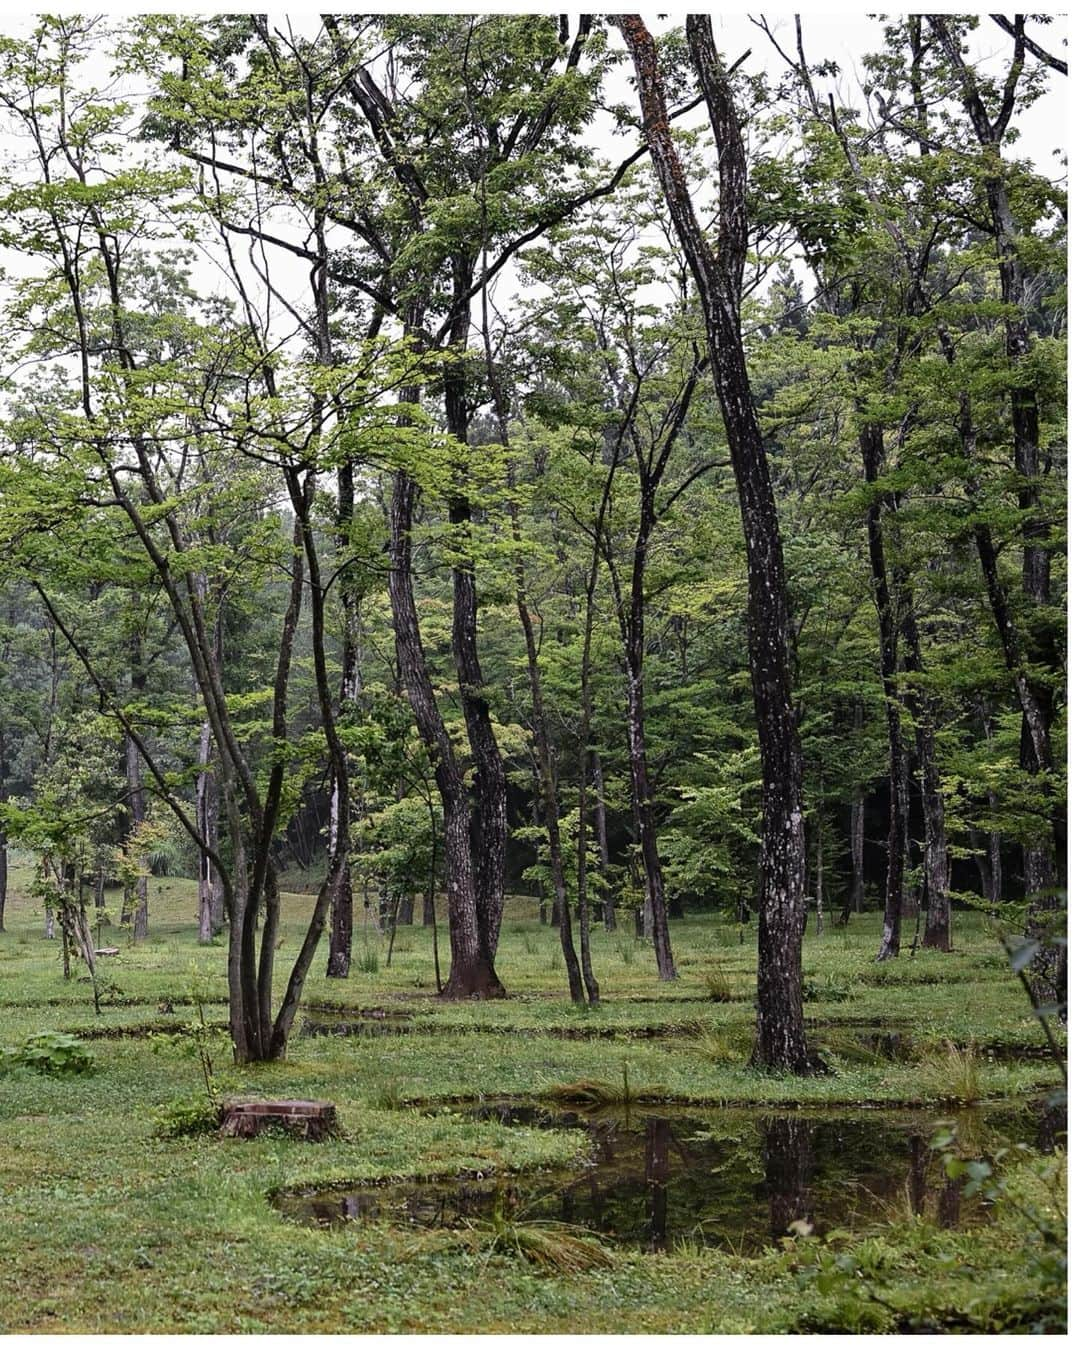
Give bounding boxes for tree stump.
[220,1099,337,1141]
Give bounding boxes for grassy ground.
[0,858,1066,1333]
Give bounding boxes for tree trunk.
[859,425,905,960]
[897,590,950,950]
[196,721,221,944]
[815,817,824,936]
[620,14,812,1069]
[327,459,362,979]
[625,584,677,982]
[444,310,507,970]
[849,788,865,917]
[593,756,616,931]
[387,455,503,1000]
[125,731,149,943]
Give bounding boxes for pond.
[272,1095,1064,1253]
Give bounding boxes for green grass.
[0,857,1066,1332]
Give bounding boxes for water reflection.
[274,1098,1063,1253]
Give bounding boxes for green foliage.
[0,1031,94,1076]
[152,1092,222,1138]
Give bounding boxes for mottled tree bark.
[618,14,812,1069]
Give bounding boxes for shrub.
[0,1032,94,1077]
[153,1093,222,1138]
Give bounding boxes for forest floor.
[0,862,1066,1333]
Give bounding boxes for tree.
[617,15,814,1071]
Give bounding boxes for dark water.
[273,1097,1064,1252]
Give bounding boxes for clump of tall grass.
[686,1021,749,1066]
[544,1061,646,1108]
[928,1040,982,1103]
[416,1195,615,1273]
[703,968,733,1002]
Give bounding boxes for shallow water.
[273,1096,1064,1252]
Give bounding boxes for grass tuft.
[703,968,733,1002]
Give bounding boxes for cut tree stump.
[220,1099,337,1141]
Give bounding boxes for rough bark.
[619,14,811,1069]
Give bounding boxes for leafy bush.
[0,1031,94,1077]
[153,1093,222,1138]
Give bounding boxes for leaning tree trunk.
[619,13,812,1070]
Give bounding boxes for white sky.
[0,9,1068,347]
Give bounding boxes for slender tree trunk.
[860,425,905,961]
[327,460,363,978]
[593,755,616,931]
[620,13,812,1069]
[896,590,950,950]
[849,789,865,918]
[815,817,824,936]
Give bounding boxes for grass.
[0,853,1066,1333]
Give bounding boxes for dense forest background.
[0,14,1065,1065]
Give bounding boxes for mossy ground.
[0,862,1066,1333]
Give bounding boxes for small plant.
[149,965,228,1101]
[703,968,733,1002]
[357,944,380,975]
[0,1031,94,1077]
[686,1021,749,1065]
[522,933,537,955]
[152,1093,222,1138]
[616,938,636,966]
[930,1040,982,1103]
[801,971,853,1003]
[544,1064,646,1109]
[451,1192,615,1273]
[374,1077,404,1110]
